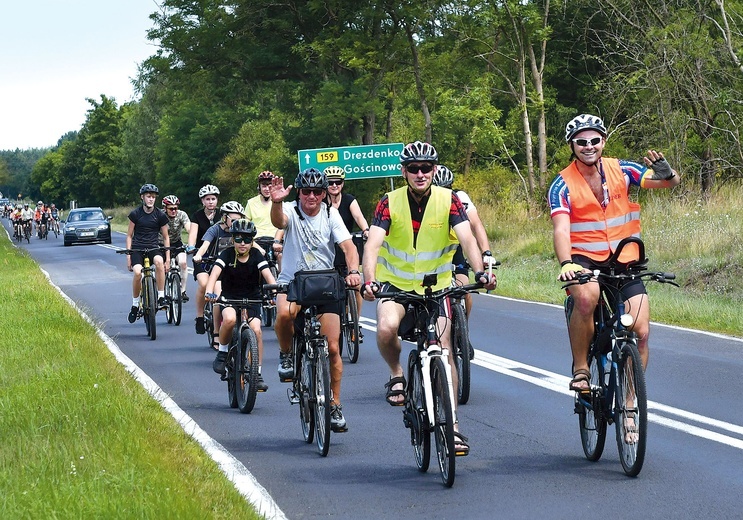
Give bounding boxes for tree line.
[5,0,743,214]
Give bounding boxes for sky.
[0,0,161,151]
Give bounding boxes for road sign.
[297,143,404,180]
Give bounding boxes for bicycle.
[164,246,185,326]
[265,282,335,457]
[50,218,60,238]
[195,256,218,349]
[212,295,264,413]
[22,220,32,243]
[255,237,279,327]
[374,274,484,487]
[116,247,164,341]
[339,231,365,364]
[563,237,678,477]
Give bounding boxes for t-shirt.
[216,247,268,299]
[191,208,218,247]
[201,223,233,258]
[161,209,191,246]
[128,206,169,249]
[245,194,279,238]
[277,201,351,284]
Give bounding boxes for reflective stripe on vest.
[376,186,457,294]
[560,158,642,263]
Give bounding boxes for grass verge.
[0,235,262,518]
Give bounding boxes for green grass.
[0,239,262,519]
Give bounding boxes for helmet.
[323,166,345,180]
[400,141,438,164]
[140,183,159,195]
[51,203,56,208]
[432,165,454,188]
[229,218,257,237]
[295,168,328,190]
[220,200,245,216]
[162,195,180,207]
[198,184,220,198]
[258,171,274,182]
[23,203,29,207]
[37,200,43,205]
[565,114,607,142]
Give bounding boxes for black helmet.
[295,168,328,190]
[140,183,159,195]
[400,141,438,164]
[229,218,257,237]
[432,165,454,188]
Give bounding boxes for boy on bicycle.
[206,219,276,392]
[160,195,191,301]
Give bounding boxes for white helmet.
[198,184,220,198]
[565,114,607,142]
[220,200,244,216]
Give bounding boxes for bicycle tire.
[227,346,238,409]
[405,349,430,472]
[314,340,331,456]
[452,302,471,404]
[236,325,259,414]
[171,273,182,325]
[578,351,607,461]
[431,357,456,487]
[344,290,360,363]
[615,338,647,477]
[262,265,279,327]
[165,274,175,324]
[204,301,214,349]
[145,275,157,341]
[298,336,315,444]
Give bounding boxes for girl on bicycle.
[206,219,276,392]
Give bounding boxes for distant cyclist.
[187,184,220,335]
[160,195,192,301]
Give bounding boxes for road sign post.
[297,143,404,180]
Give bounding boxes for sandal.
[569,369,591,394]
[624,413,639,444]
[211,339,220,351]
[453,432,470,457]
[384,376,406,406]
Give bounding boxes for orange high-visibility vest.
[559,158,641,263]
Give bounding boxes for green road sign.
[297,143,404,180]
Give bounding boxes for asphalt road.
[7,220,743,519]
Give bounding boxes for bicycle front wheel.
[578,351,606,461]
[204,302,214,349]
[144,276,157,341]
[344,291,360,364]
[236,326,259,414]
[431,357,456,487]
[298,337,314,444]
[168,273,182,325]
[405,349,430,473]
[452,302,471,404]
[615,338,647,477]
[314,341,331,457]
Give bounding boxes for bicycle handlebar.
[374,282,484,301]
[562,269,679,290]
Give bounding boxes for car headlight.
[66,226,76,231]
[97,224,109,230]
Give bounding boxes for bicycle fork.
[420,339,458,428]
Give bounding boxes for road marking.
[358,319,743,451]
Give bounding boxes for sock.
[158,290,165,299]
[219,343,229,352]
[132,297,139,307]
[258,365,262,374]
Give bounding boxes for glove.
[560,262,584,276]
[205,292,218,301]
[474,271,495,285]
[651,157,675,180]
[185,245,196,253]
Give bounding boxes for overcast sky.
[0,0,160,150]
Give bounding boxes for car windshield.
[69,210,105,222]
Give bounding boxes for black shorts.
[378,282,451,339]
[130,248,163,268]
[572,255,647,300]
[218,300,262,319]
[192,258,211,280]
[452,245,469,276]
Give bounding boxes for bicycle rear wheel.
[262,265,279,327]
[343,291,360,364]
[615,338,647,477]
[204,301,214,349]
[314,341,331,456]
[452,302,471,404]
[144,276,157,341]
[236,326,259,414]
[169,273,183,325]
[226,346,238,408]
[577,352,606,461]
[405,349,430,472]
[431,357,456,487]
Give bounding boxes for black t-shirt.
[216,247,268,299]
[129,206,169,248]
[191,208,218,248]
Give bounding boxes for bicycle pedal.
[287,389,300,404]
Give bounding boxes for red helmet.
[162,195,180,206]
[258,171,274,183]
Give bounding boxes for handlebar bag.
[287,269,344,307]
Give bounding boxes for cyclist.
[49,203,61,234]
[12,204,23,238]
[160,195,192,301]
[207,219,276,392]
[432,164,493,358]
[187,184,220,335]
[549,113,681,396]
[33,201,44,237]
[194,200,246,349]
[324,165,370,339]
[244,170,284,269]
[20,203,34,238]
[125,184,171,324]
[269,168,361,432]
[361,141,497,455]
[39,204,51,238]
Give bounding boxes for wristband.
[483,250,492,257]
[348,270,360,275]
[560,259,572,267]
[273,239,283,244]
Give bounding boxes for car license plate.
[80,231,95,237]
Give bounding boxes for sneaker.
[127,306,138,324]
[278,352,294,381]
[181,292,189,302]
[468,340,475,360]
[195,317,206,335]
[330,403,348,432]
[256,374,268,392]
[158,296,169,308]
[213,351,228,375]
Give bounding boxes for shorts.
[217,300,262,319]
[572,254,647,300]
[378,282,452,339]
[192,257,211,281]
[130,248,163,268]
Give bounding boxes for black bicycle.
[340,286,361,363]
[116,247,164,341]
[375,274,484,487]
[213,295,263,413]
[564,237,678,477]
[255,237,279,327]
[164,246,185,326]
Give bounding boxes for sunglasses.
[232,235,253,244]
[327,180,344,186]
[166,206,178,211]
[572,136,602,147]
[300,188,324,197]
[406,164,434,174]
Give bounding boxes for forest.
[3,0,743,214]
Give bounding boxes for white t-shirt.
[277,201,351,283]
[454,190,476,214]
